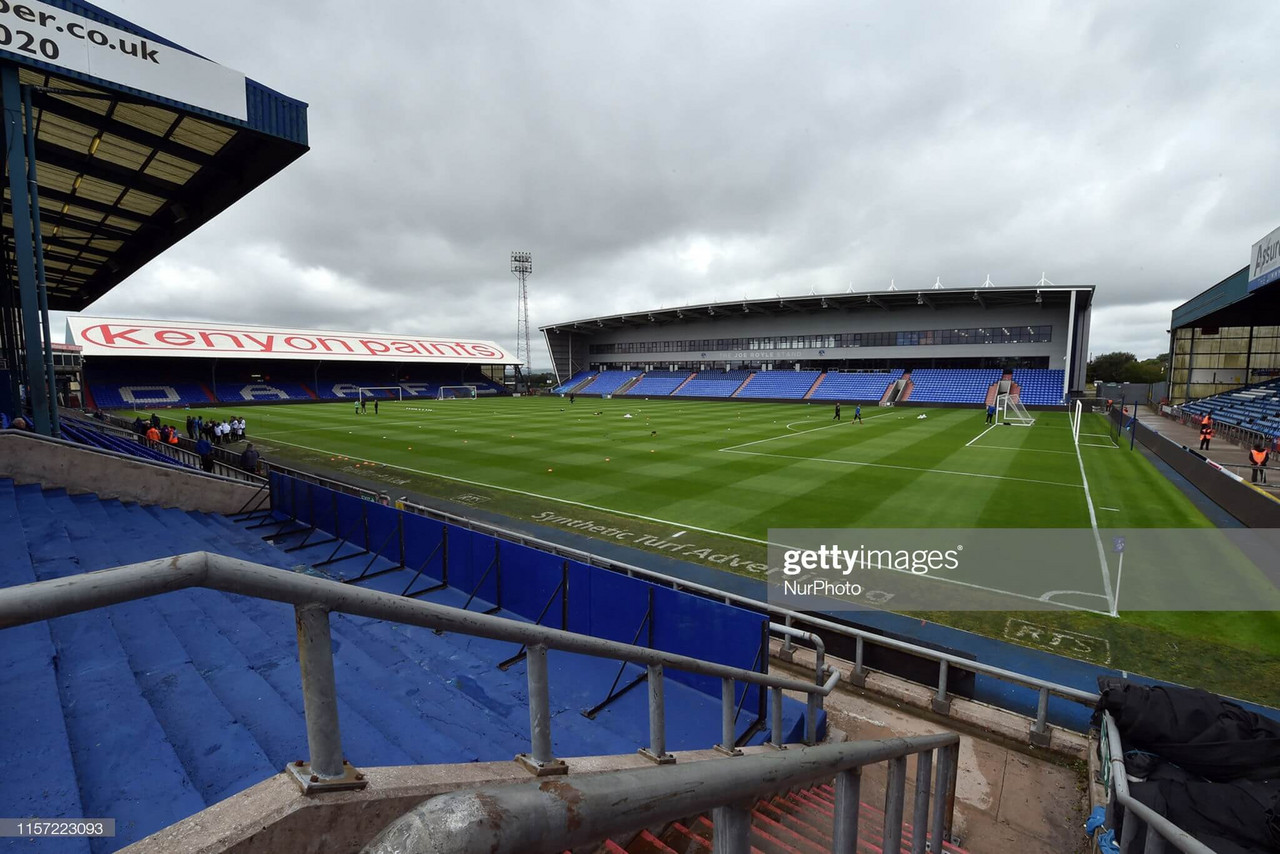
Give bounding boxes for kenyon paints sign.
[66,317,513,364]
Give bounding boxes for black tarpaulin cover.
[1095,678,1280,853]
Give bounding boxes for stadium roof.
[541,285,1095,333]
[2,0,309,311]
[1171,266,1280,330]
[65,316,515,365]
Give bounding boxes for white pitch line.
[720,410,897,452]
[965,423,999,447]
[723,447,1084,489]
[255,433,1102,614]
[1073,423,1115,615]
[964,444,1081,456]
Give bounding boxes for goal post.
[1072,399,1083,445]
[995,392,1035,427]
[357,387,404,402]
[437,385,478,400]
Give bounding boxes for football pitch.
[147,396,1280,705]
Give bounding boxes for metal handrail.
[0,428,257,489]
[1101,712,1217,854]
[69,416,266,484]
[364,735,961,854]
[0,552,847,782]
[260,459,1101,742]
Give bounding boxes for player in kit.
[853,404,862,423]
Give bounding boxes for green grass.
[142,396,1280,706]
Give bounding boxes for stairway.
[803,372,827,399]
[595,779,967,853]
[671,372,698,394]
[0,479,808,852]
[730,372,756,397]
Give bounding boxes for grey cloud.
[82,0,1280,366]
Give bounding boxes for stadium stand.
[215,382,314,402]
[552,370,595,394]
[1012,369,1065,405]
[808,370,904,402]
[1182,377,1280,436]
[673,370,753,398]
[903,368,1003,404]
[578,370,642,395]
[736,371,823,400]
[89,381,214,409]
[58,418,195,471]
[0,470,812,850]
[621,371,694,396]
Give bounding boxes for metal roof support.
[1,64,51,435]
[23,83,60,437]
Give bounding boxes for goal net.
[995,392,1035,427]
[437,385,478,400]
[357,387,403,402]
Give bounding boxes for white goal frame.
[995,392,1035,426]
[357,387,403,402]
[1072,400,1083,445]
[437,385,478,400]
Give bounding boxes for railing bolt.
[310,774,319,783]
[293,760,304,767]
[355,773,365,781]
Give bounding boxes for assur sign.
[1249,224,1280,293]
[66,317,515,364]
[0,0,247,121]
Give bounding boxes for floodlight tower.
[511,251,533,391]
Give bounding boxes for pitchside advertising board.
[0,0,247,121]
[65,317,514,364]
[1250,224,1280,293]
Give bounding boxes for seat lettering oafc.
[119,385,179,405]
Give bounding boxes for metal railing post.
[929,745,955,852]
[716,678,742,756]
[640,663,674,764]
[712,804,751,854]
[779,613,795,661]
[294,603,343,777]
[1031,687,1051,747]
[517,644,566,776]
[832,767,861,854]
[911,749,932,854]
[287,603,365,793]
[883,754,907,853]
[849,634,866,687]
[932,659,951,714]
[769,687,785,749]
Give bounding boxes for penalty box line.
[256,433,1100,615]
[720,409,899,452]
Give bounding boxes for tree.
[1087,352,1138,384]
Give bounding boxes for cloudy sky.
[66,0,1279,366]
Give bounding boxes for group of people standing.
[184,414,247,445]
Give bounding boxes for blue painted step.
[0,482,89,854]
[11,485,204,850]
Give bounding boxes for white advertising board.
[1249,224,1280,293]
[67,317,515,364]
[0,0,247,120]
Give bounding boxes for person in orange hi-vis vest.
[1199,418,1214,451]
[1250,444,1269,484]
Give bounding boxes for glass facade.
[1171,325,1280,402]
